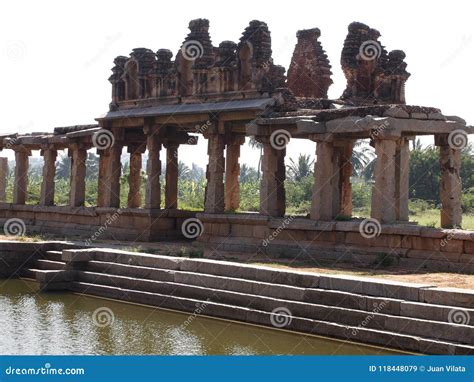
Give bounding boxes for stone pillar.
[13,148,30,205]
[337,140,353,217]
[145,127,162,209]
[259,138,286,217]
[435,134,462,228]
[225,135,245,212]
[68,145,87,207]
[371,138,398,223]
[105,144,123,208]
[97,149,111,207]
[205,131,225,213]
[395,138,410,222]
[0,158,8,202]
[164,142,179,209]
[127,144,145,208]
[311,137,338,220]
[40,148,57,206]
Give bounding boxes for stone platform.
[0,205,195,242]
[197,213,474,274]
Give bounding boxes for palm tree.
[287,154,314,181]
[178,161,191,180]
[248,137,263,179]
[56,154,71,180]
[239,164,258,183]
[352,141,375,178]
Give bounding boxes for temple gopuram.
[1,19,473,270]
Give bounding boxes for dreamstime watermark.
[92,307,115,328]
[181,218,204,239]
[359,218,382,239]
[3,218,26,237]
[4,363,85,376]
[448,309,471,325]
[85,209,123,246]
[182,120,211,149]
[352,301,388,336]
[262,216,295,247]
[358,40,382,61]
[440,231,456,247]
[182,299,211,329]
[370,120,390,140]
[440,35,472,68]
[181,40,204,61]
[448,129,468,150]
[270,129,291,150]
[3,40,27,61]
[92,129,115,150]
[270,307,293,328]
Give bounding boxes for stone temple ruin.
[0,19,473,271]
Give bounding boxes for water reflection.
[0,280,401,355]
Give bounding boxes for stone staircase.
[23,248,474,355]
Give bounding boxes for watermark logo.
[182,299,210,329]
[92,129,115,150]
[4,40,27,61]
[181,40,204,61]
[352,301,387,336]
[370,120,390,140]
[270,129,291,150]
[181,218,204,239]
[92,307,115,328]
[270,307,293,328]
[448,309,470,325]
[3,218,26,237]
[359,218,382,239]
[358,40,382,61]
[85,209,123,246]
[263,216,295,247]
[448,129,468,150]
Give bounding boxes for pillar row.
[40,148,57,206]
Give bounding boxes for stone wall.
[0,205,196,242]
[197,213,474,274]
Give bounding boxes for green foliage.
[352,182,372,208]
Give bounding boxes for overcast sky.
[1,0,472,167]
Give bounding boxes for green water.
[0,279,402,355]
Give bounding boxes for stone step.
[43,251,64,262]
[69,281,474,355]
[84,261,474,326]
[35,259,66,271]
[75,271,474,345]
[20,268,39,279]
[88,250,473,308]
